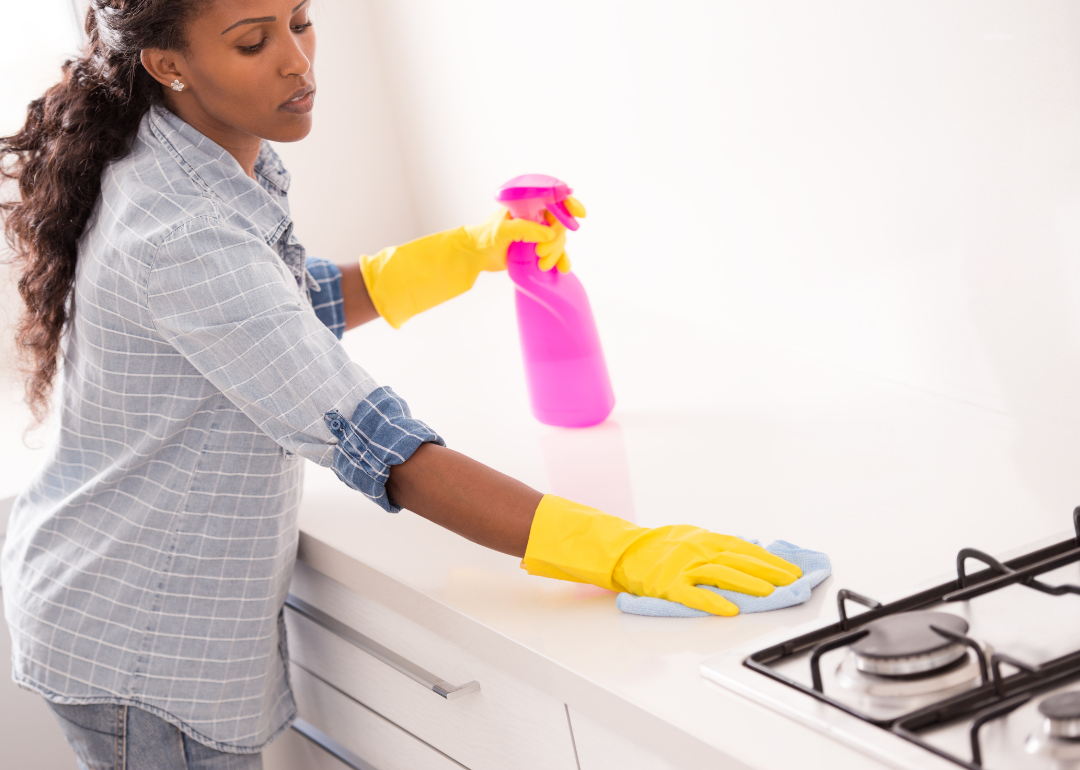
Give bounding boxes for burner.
[850,611,969,676]
[1039,692,1080,740]
[708,512,1080,770]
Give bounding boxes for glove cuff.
[360,228,483,329]
[521,495,646,591]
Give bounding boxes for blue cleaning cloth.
[615,540,831,617]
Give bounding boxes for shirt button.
[330,419,342,431]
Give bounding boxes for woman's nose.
[280,35,312,79]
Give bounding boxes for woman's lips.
[280,87,315,115]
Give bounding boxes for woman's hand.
[464,197,586,273]
[610,525,802,616]
[352,196,587,330]
[522,496,802,616]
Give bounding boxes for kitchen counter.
[292,277,1080,769]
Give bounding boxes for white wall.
[9,1,1080,465]
[0,0,84,489]
[0,0,82,383]
[358,0,1080,423]
[0,8,88,765]
[270,0,419,259]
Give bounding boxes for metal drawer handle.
[291,717,379,770]
[285,594,481,700]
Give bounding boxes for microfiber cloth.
[615,540,831,617]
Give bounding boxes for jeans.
[45,701,263,770]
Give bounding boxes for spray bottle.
[496,174,615,427]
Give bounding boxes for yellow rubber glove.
[536,196,586,274]
[360,201,582,328]
[521,495,803,616]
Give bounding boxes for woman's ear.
[140,49,185,90]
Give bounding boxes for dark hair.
[1,0,203,429]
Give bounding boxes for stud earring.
[170,79,185,92]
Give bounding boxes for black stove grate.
[743,508,1080,769]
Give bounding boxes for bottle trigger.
[546,199,580,231]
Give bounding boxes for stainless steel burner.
[701,513,1080,770]
[850,611,969,676]
[1024,732,1080,762]
[835,645,987,702]
[1039,691,1080,740]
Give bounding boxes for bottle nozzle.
[496,174,579,230]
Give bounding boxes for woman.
[0,1,801,767]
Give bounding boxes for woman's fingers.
[536,211,570,271]
[684,562,776,597]
[707,552,799,587]
[535,226,566,258]
[538,248,571,273]
[538,248,571,272]
[669,583,740,616]
[565,196,586,218]
[744,548,802,579]
[706,535,803,579]
[499,215,557,244]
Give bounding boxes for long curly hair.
[1,0,203,429]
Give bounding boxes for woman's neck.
[164,94,263,179]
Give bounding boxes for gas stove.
[700,510,1080,770]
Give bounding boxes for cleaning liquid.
[496,174,615,427]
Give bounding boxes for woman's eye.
[238,37,268,54]
[237,20,310,53]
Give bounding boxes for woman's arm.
[385,441,805,616]
[344,212,567,331]
[339,260,381,330]
[386,442,541,557]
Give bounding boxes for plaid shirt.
[1,105,442,753]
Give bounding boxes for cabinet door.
[286,561,579,770]
[265,725,355,770]
[569,706,695,770]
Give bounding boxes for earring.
[170,79,185,92]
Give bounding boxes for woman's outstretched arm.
[384,440,805,616]
[386,442,542,557]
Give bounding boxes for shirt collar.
[146,104,292,246]
[254,141,291,196]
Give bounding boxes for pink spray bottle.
[496,174,615,427]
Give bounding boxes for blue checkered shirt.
[1,105,442,753]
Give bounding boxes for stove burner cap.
[1040,693,1080,720]
[1040,693,1080,740]
[850,611,970,677]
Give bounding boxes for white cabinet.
[265,663,464,770]
[568,707,698,770]
[265,719,357,770]
[284,561,579,770]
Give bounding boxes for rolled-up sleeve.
[305,256,346,339]
[324,389,441,510]
[148,218,443,511]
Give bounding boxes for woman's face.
[146,0,317,146]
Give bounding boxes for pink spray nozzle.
[496,174,580,231]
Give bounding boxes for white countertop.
[295,277,1080,770]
